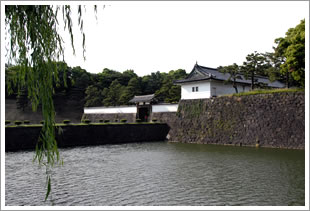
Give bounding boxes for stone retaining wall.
[152,92,305,149]
[5,123,170,151]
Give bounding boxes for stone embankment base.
[151,92,304,150]
[5,123,170,151]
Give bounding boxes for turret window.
[192,86,199,92]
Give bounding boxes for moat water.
[5,142,305,206]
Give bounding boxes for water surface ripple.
[5,142,304,206]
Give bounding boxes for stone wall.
[5,123,170,151]
[152,92,305,149]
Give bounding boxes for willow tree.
[5,5,95,201]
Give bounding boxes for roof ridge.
[129,94,155,103]
[198,64,270,79]
[196,64,218,71]
[174,63,284,88]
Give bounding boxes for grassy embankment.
[224,88,304,97]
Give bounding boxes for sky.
[56,1,308,76]
[6,1,309,76]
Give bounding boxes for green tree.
[98,68,124,88]
[262,52,291,87]
[155,69,187,103]
[218,63,242,93]
[274,19,305,87]
[155,79,182,103]
[168,69,187,80]
[102,80,125,106]
[121,69,138,85]
[242,51,269,90]
[84,85,103,107]
[5,5,94,201]
[101,87,110,105]
[119,77,142,105]
[141,71,164,94]
[71,66,93,89]
[69,66,93,103]
[167,85,182,103]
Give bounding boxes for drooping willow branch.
[5,5,97,201]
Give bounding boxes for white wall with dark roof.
[180,80,252,99]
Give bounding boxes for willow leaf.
[45,176,51,201]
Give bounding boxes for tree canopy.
[218,19,305,90]
[6,63,188,107]
[274,19,305,87]
[84,68,187,106]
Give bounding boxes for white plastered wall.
[84,104,179,114]
[181,81,211,99]
[210,80,251,96]
[84,106,137,114]
[152,104,178,112]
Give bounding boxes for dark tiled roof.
[129,94,155,103]
[174,64,285,88]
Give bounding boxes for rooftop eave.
[173,77,212,85]
[129,94,155,103]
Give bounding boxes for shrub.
[40,120,45,124]
[114,119,118,122]
[152,118,157,122]
[5,120,11,125]
[24,120,30,124]
[63,119,70,124]
[120,119,127,123]
[83,119,91,124]
[14,120,22,126]
[99,119,104,123]
[104,120,110,123]
[135,119,142,123]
